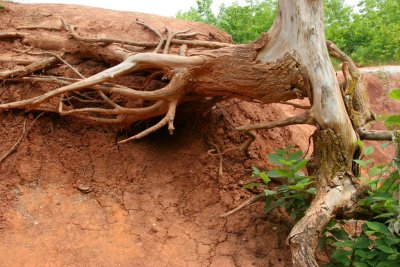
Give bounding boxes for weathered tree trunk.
[0,1,379,265]
[256,1,360,265]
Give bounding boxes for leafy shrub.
[247,145,315,221]
[325,140,400,266]
[325,88,400,266]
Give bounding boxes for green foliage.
[326,138,400,266]
[178,0,400,64]
[177,0,276,43]
[217,0,276,43]
[326,220,400,267]
[324,0,353,50]
[246,140,399,265]
[176,0,217,26]
[326,0,400,65]
[384,89,400,128]
[247,146,315,221]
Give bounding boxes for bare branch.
[358,128,398,141]
[236,112,312,132]
[0,57,37,65]
[220,193,265,218]
[17,25,63,31]
[0,113,44,164]
[0,32,28,39]
[68,24,157,48]
[118,99,178,143]
[163,27,174,54]
[0,56,58,79]
[279,101,310,109]
[327,40,359,77]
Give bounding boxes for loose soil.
[0,3,399,267]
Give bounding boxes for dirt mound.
[0,3,398,267]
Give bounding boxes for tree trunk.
[0,1,376,265]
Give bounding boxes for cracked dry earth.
[0,101,311,267]
[0,83,398,267]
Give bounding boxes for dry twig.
[0,113,44,164]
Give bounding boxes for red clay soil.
[0,3,398,267]
[362,72,400,162]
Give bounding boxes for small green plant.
[384,88,400,129]
[326,220,400,266]
[248,146,315,221]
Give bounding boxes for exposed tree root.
[0,113,43,164]
[220,193,265,218]
[0,56,58,79]
[279,101,310,110]
[236,112,313,132]
[358,128,399,141]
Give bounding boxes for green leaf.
[368,164,386,177]
[288,179,312,190]
[354,237,372,249]
[268,153,285,166]
[376,261,396,267]
[357,139,364,149]
[264,189,278,196]
[385,115,400,125]
[252,167,261,176]
[380,143,390,149]
[369,192,393,202]
[353,262,369,267]
[388,253,400,260]
[275,148,286,156]
[388,88,400,100]
[293,159,308,172]
[288,150,302,161]
[306,188,317,194]
[355,249,377,260]
[376,240,396,254]
[260,172,271,184]
[374,212,395,219]
[331,249,352,265]
[243,183,262,190]
[354,159,368,168]
[267,169,293,178]
[365,221,392,236]
[378,172,399,192]
[334,240,355,248]
[327,227,350,242]
[364,146,374,156]
[382,236,400,246]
